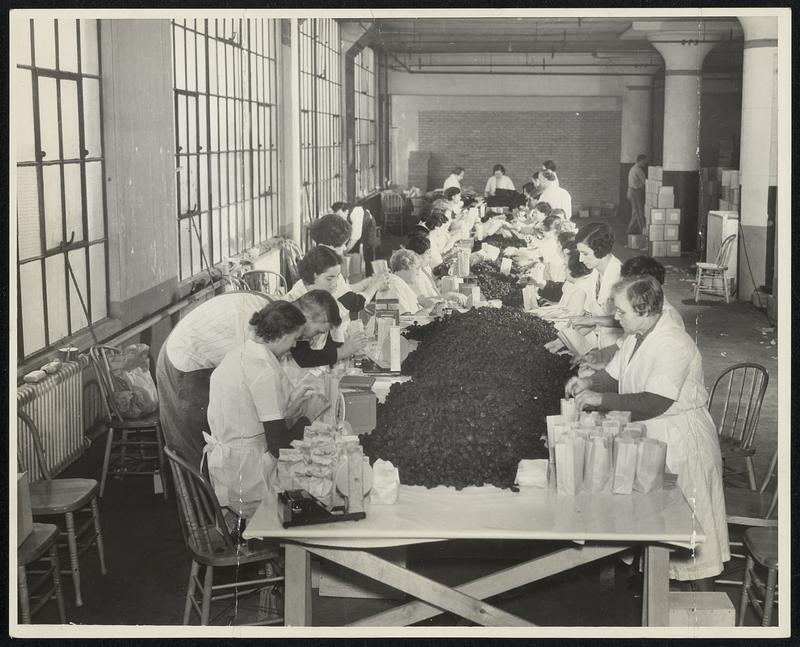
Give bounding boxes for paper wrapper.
[481,242,500,261]
[633,437,667,493]
[370,459,400,505]
[554,434,586,496]
[499,258,513,274]
[612,436,639,494]
[522,285,539,310]
[606,410,632,425]
[515,459,549,488]
[584,435,613,493]
[560,398,577,420]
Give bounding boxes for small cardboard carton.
[649,208,666,224]
[666,241,682,257]
[664,224,680,241]
[649,225,665,241]
[666,208,681,225]
[649,241,668,257]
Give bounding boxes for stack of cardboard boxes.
[634,165,681,257]
[698,166,740,251]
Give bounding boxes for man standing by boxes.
[627,154,647,234]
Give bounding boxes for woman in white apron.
[571,222,623,349]
[204,301,328,521]
[566,276,730,589]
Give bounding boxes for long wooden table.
[243,483,704,627]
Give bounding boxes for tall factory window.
[353,46,377,199]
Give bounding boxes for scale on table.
[277,450,373,528]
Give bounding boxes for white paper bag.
[515,459,549,488]
[522,285,539,310]
[481,243,500,261]
[560,398,576,421]
[370,459,400,504]
[499,258,513,274]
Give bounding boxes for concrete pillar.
[619,76,653,221]
[286,19,303,244]
[648,33,717,252]
[737,17,778,301]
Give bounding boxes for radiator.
[17,357,91,481]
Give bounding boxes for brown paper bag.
[633,438,667,493]
[554,434,585,495]
[584,435,613,493]
[612,436,639,494]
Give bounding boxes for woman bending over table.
[565,275,730,589]
[204,301,329,520]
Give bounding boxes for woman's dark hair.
[522,181,536,196]
[451,166,465,175]
[567,249,591,279]
[308,214,352,247]
[295,289,342,327]
[444,186,461,201]
[541,170,557,183]
[405,234,431,255]
[423,210,449,230]
[575,222,614,259]
[621,255,666,285]
[542,214,562,232]
[492,164,506,174]
[249,301,306,342]
[549,208,566,219]
[543,159,557,172]
[298,246,342,284]
[331,201,351,214]
[558,231,576,249]
[534,201,552,216]
[612,275,664,316]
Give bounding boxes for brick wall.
[418,110,622,213]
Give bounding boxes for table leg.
[284,543,312,626]
[643,544,670,626]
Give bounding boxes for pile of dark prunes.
[361,307,571,490]
[470,260,524,308]
[480,232,527,252]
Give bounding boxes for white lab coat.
[606,315,730,580]
[539,184,573,217]
[286,275,352,343]
[204,340,286,519]
[583,255,623,348]
[443,174,462,191]
[386,273,423,315]
[484,174,515,195]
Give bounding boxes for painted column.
[737,17,778,301]
[648,34,717,252]
[619,76,653,221]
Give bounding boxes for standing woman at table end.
[443,166,465,191]
[205,301,329,522]
[485,163,515,197]
[565,275,730,590]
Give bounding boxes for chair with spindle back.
[707,363,769,490]
[241,270,288,297]
[89,345,168,499]
[17,411,106,608]
[380,190,406,235]
[738,525,779,626]
[17,523,66,623]
[694,233,737,303]
[165,446,284,626]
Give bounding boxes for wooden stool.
[18,523,66,624]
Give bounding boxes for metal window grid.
[353,46,377,199]
[172,18,281,281]
[299,19,343,248]
[15,18,109,362]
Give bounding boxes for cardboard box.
[667,241,682,257]
[657,194,675,208]
[666,208,681,225]
[579,209,590,219]
[664,224,680,241]
[649,208,666,224]
[649,241,668,257]
[668,592,735,626]
[343,391,377,435]
[17,472,33,547]
[649,224,665,241]
[627,234,647,250]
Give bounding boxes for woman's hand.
[565,376,592,398]
[340,331,368,358]
[574,389,603,413]
[443,291,468,306]
[580,348,607,371]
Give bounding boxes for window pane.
[88,243,107,321]
[79,20,99,75]
[178,219,191,280]
[198,96,207,151]
[33,18,56,69]
[63,163,84,240]
[58,19,79,73]
[43,165,63,249]
[211,207,221,261]
[19,261,46,355]
[174,25,185,91]
[82,78,102,157]
[208,38,217,95]
[187,94,197,154]
[45,253,69,342]
[17,167,42,260]
[210,152,219,207]
[186,33,196,92]
[60,80,80,159]
[67,248,88,331]
[15,68,36,161]
[190,214,202,277]
[199,154,208,212]
[188,155,198,212]
[85,161,104,241]
[15,18,32,67]
[37,76,59,160]
[196,33,206,94]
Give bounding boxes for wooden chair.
[381,190,406,235]
[18,523,66,623]
[738,526,778,626]
[219,275,249,292]
[18,411,107,608]
[694,233,737,303]
[241,270,287,296]
[707,363,769,490]
[165,446,284,626]
[89,345,168,499]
